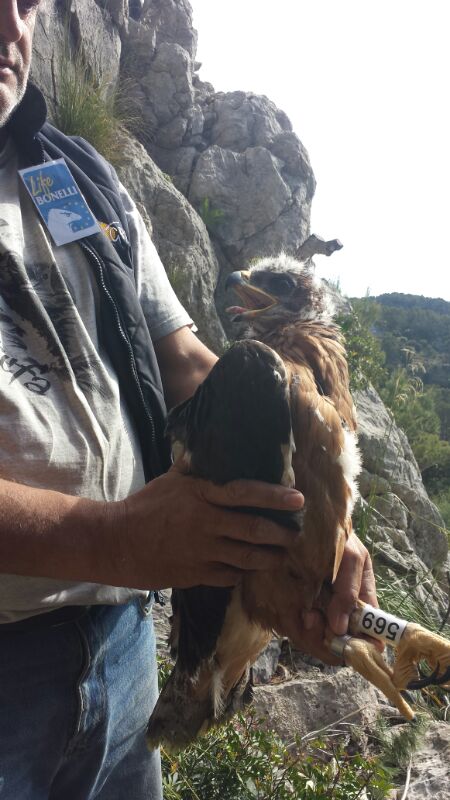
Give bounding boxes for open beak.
[225,271,278,317]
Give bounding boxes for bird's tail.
[146,660,252,752]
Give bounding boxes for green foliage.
[378,368,425,418]
[431,387,450,441]
[346,294,450,518]
[198,198,225,231]
[371,295,450,390]
[430,487,450,529]
[414,434,450,482]
[375,714,428,774]
[158,653,391,799]
[374,568,450,637]
[50,44,136,166]
[375,293,450,316]
[376,369,450,492]
[160,710,392,800]
[337,299,386,391]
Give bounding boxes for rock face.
[32,0,315,345]
[31,0,450,784]
[398,722,450,800]
[31,0,122,105]
[253,668,380,741]
[356,385,447,570]
[355,385,448,629]
[121,3,316,330]
[115,137,226,351]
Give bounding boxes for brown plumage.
[147,254,361,751]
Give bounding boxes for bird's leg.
[326,631,415,719]
[341,600,450,694]
[349,601,450,689]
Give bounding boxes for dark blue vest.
[7,84,171,480]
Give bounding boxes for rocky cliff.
[32,0,314,348]
[31,1,450,794]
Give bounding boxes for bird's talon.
[406,662,450,690]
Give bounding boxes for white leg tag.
[357,603,408,645]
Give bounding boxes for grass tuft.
[50,45,138,166]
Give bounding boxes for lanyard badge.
[19,158,101,246]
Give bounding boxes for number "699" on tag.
[358,605,407,645]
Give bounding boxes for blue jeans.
[0,598,162,800]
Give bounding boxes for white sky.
[190,0,450,301]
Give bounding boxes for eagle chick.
[147,254,360,751]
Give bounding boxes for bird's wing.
[166,338,302,680]
[240,330,359,643]
[283,323,357,431]
[148,339,302,749]
[282,327,359,595]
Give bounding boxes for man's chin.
[0,79,26,131]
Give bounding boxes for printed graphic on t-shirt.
[0,248,105,397]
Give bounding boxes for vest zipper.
[34,136,159,467]
[35,138,46,163]
[79,239,157,449]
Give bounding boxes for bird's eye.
[268,275,295,294]
[250,272,265,287]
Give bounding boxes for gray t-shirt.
[0,138,193,622]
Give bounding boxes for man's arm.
[0,472,304,589]
[0,324,377,652]
[153,325,217,408]
[0,325,302,589]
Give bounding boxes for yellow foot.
[329,635,415,720]
[393,623,450,690]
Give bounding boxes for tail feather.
[146,662,252,752]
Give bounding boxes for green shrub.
[374,714,428,775]
[337,300,386,391]
[340,300,450,524]
[160,709,393,800]
[430,487,450,530]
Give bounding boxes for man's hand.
[109,465,305,590]
[326,532,377,636]
[281,534,379,666]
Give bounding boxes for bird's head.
[225,253,334,336]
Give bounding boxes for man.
[0,1,378,798]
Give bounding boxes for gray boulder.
[189,145,292,245]
[116,135,226,352]
[253,668,380,741]
[355,386,447,569]
[401,722,450,800]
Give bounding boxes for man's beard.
[0,42,28,130]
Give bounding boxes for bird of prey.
[147,250,362,751]
[147,248,450,748]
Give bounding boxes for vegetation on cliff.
[341,293,450,527]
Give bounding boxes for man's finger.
[359,551,378,608]
[215,539,286,572]
[219,511,299,548]
[326,534,378,636]
[198,478,304,512]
